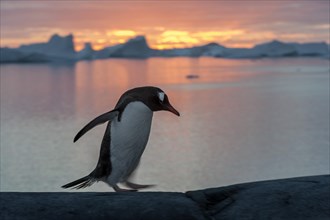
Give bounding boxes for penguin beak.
[163,103,180,116]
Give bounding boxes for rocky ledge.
[1,175,329,220]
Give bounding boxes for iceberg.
[201,43,227,57]
[77,36,152,59]
[91,45,122,59]
[1,33,329,64]
[108,36,152,58]
[0,47,50,63]
[223,40,298,58]
[221,40,329,58]
[19,34,77,60]
[77,43,95,60]
[252,40,298,57]
[221,48,261,59]
[289,42,329,57]
[153,43,227,57]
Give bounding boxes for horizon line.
[3,33,330,53]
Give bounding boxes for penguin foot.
[124,181,155,190]
[113,184,137,192]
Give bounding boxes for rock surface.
[187,175,330,220]
[0,175,329,220]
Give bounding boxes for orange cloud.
[107,30,137,37]
[1,1,329,50]
[155,30,200,49]
[150,29,247,49]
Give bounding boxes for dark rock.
[0,192,204,220]
[1,175,329,220]
[187,175,330,220]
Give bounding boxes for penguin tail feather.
[62,176,96,189]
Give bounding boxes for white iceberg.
[1,34,329,64]
[0,47,50,63]
[19,34,77,60]
[290,42,329,57]
[77,43,95,60]
[221,40,329,58]
[78,36,152,59]
[108,36,152,58]
[252,40,297,57]
[153,43,227,57]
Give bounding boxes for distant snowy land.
[1,34,329,63]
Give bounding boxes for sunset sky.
[0,1,329,50]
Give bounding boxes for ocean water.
[1,57,329,192]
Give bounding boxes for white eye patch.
[158,92,165,102]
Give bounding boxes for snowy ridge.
[1,34,329,63]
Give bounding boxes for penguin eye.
[158,92,165,102]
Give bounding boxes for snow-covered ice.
[1,34,329,63]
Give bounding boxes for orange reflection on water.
[73,58,262,118]
[74,60,127,115]
[145,57,260,85]
[74,59,150,116]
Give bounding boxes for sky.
[0,0,329,50]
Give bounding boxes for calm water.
[1,58,329,192]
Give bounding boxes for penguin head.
[120,86,180,116]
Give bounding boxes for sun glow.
[1,1,328,52]
[149,29,246,49]
[156,30,200,49]
[107,30,137,37]
[3,27,322,52]
[71,29,250,51]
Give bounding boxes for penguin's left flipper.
[74,110,119,142]
[124,181,155,190]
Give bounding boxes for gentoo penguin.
[62,86,180,192]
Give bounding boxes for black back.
[90,122,112,178]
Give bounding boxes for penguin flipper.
[61,176,96,189]
[74,110,119,142]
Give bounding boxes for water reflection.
[1,63,77,120]
[0,58,329,192]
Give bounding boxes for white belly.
[107,101,153,185]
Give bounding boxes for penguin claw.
[124,181,155,190]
